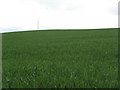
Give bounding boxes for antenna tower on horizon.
[37,20,39,30]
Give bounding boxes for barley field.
[2,29,118,88]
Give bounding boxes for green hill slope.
[2,29,118,88]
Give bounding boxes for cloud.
[0,0,119,33]
[34,0,62,8]
[109,3,118,15]
[0,27,23,33]
[29,0,83,10]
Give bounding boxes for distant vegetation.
[2,29,118,88]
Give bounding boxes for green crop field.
[2,29,118,88]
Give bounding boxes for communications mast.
[37,20,39,30]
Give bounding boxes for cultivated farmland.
[2,29,118,88]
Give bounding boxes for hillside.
[2,29,118,88]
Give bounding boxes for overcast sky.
[0,0,119,32]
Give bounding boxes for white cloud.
[0,0,119,33]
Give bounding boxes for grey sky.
[0,0,119,32]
